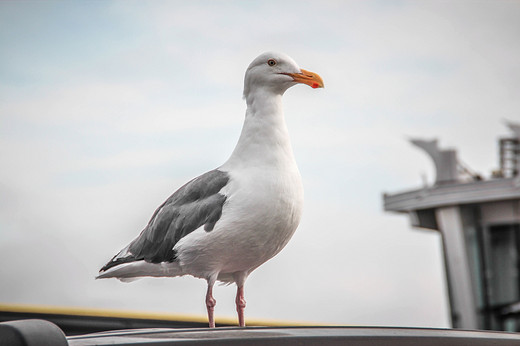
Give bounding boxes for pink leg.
[206,282,216,328]
[235,285,246,327]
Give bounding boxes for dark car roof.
[68,325,520,346]
[4,318,520,346]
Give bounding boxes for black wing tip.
[99,256,138,272]
[99,252,179,273]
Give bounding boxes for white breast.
[173,163,303,282]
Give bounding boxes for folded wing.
[99,169,230,273]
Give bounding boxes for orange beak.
[283,68,324,89]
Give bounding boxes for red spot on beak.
[312,83,319,89]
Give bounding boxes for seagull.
[97,52,324,328]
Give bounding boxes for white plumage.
[97,52,323,327]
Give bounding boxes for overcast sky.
[1,0,519,327]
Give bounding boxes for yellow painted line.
[0,303,320,327]
[0,303,208,323]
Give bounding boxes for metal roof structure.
[383,122,520,331]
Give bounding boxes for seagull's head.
[243,52,324,99]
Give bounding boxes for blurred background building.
[384,122,520,332]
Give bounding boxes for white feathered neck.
[221,88,296,170]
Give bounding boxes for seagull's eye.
[267,59,277,67]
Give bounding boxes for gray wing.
[100,169,229,272]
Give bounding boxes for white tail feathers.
[96,260,183,281]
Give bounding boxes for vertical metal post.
[436,206,479,329]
